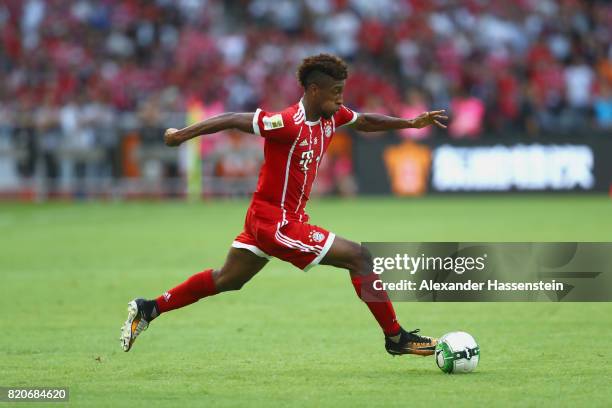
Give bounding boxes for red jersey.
[249,99,358,223]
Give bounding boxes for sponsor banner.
[362,242,612,301]
[359,135,612,194]
[431,143,598,192]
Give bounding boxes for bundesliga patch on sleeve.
[262,114,284,130]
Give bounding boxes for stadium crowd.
[0,0,611,195]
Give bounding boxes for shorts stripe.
[231,240,271,259]
[278,231,323,253]
[274,230,321,254]
[276,228,323,253]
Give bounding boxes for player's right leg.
[320,235,437,356]
[120,247,268,351]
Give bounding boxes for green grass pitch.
[1,196,611,407]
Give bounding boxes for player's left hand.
[411,110,448,129]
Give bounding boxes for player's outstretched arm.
[352,110,447,133]
[164,112,255,146]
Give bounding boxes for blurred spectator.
[563,56,595,129]
[565,57,595,110]
[594,82,612,129]
[34,92,61,194]
[398,89,432,140]
[315,130,356,196]
[14,95,37,180]
[207,130,263,196]
[449,89,485,139]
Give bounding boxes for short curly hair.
[297,53,348,88]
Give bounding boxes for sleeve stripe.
[337,108,359,128]
[253,108,262,136]
[347,110,358,125]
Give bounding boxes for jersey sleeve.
[252,108,294,142]
[333,105,359,128]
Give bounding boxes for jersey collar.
[299,98,321,126]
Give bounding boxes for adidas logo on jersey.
[299,139,308,147]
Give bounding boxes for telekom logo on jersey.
[299,150,314,171]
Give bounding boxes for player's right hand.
[164,128,181,146]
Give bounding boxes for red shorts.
[232,208,335,271]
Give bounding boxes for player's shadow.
[370,365,489,378]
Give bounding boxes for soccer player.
[121,54,447,356]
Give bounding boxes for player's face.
[316,80,345,119]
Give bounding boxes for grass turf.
[1,196,611,407]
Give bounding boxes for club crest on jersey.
[309,231,325,243]
[324,123,332,137]
[263,114,284,130]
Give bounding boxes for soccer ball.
[435,331,480,374]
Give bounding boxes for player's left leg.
[259,219,436,356]
[320,235,437,356]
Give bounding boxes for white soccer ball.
[435,331,480,374]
